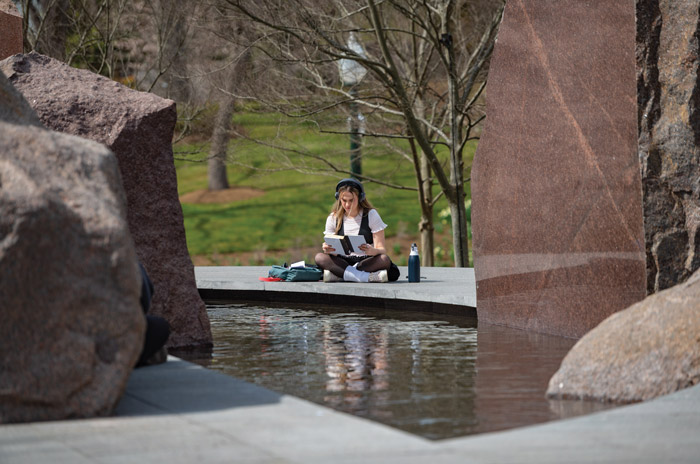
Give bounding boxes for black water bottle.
[408,243,420,282]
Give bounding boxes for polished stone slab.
[0,2,22,60]
[472,0,645,338]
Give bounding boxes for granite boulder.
[0,71,145,423]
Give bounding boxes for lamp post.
[339,33,367,178]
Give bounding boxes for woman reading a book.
[315,178,398,283]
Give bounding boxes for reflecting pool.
[178,302,615,440]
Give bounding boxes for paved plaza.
[1,266,699,463]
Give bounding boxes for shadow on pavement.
[114,356,281,416]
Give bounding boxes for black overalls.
[338,210,373,266]
[337,209,400,281]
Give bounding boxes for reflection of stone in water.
[474,322,581,434]
[547,399,615,419]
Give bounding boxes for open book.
[324,234,367,256]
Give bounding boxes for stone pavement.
[1,266,699,463]
[195,265,476,314]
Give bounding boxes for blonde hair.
[332,185,375,234]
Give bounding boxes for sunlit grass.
[174,109,476,265]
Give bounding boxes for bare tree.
[14,0,196,92]
[206,49,252,190]
[15,0,70,58]
[220,0,503,266]
[176,2,254,191]
[16,0,130,75]
[207,95,234,190]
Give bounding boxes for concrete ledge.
[195,266,477,316]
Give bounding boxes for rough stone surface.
[471,0,645,338]
[547,269,700,403]
[0,68,40,127]
[0,1,22,61]
[0,71,145,423]
[1,52,212,348]
[637,0,700,293]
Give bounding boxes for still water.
[180,302,615,440]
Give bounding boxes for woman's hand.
[360,243,382,256]
[322,242,335,254]
[359,243,383,256]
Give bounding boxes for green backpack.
[268,265,322,282]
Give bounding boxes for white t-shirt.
[324,209,387,237]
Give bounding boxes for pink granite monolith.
[1,52,212,349]
[0,1,22,60]
[0,70,145,423]
[471,0,645,338]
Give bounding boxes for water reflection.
[472,323,615,435]
[177,303,615,440]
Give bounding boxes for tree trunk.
[164,0,191,102]
[419,153,434,266]
[444,3,470,268]
[419,215,434,266]
[448,191,469,267]
[207,95,235,191]
[207,46,250,191]
[411,91,435,266]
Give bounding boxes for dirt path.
[180,187,265,204]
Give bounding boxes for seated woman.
[315,178,398,283]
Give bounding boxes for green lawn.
[174,110,475,266]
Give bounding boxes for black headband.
[335,178,365,201]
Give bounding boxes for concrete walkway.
[2,266,699,463]
[195,265,477,314]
